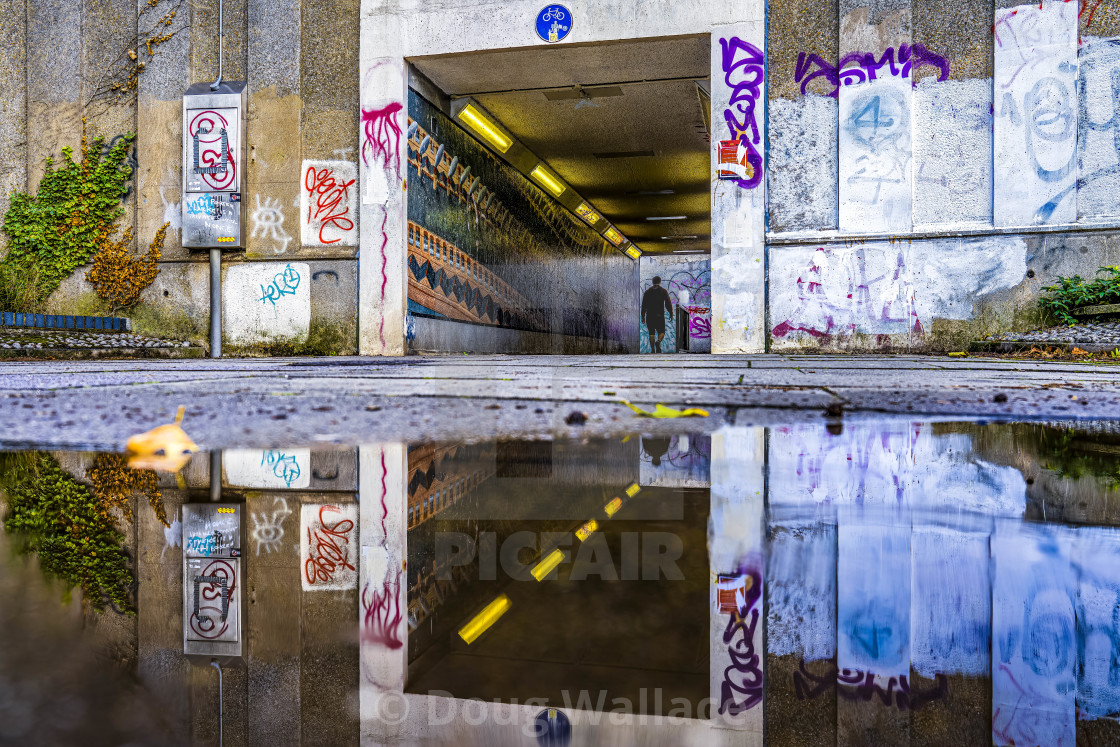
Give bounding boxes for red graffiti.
[189,559,237,640]
[362,574,404,649]
[188,110,237,191]
[304,505,356,586]
[304,166,355,244]
[362,102,404,177]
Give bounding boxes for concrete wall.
[3,0,359,354]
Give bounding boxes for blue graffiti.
[259,264,301,306]
[261,450,301,487]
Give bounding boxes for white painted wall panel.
[839,75,913,232]
[223,262,311,344]
[993,1,1078,226]
[1077,38,1120,221]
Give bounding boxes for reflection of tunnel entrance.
[405,36,713,354]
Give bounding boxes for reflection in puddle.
[1,421,1119,744]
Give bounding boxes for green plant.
[0,453,136,614]
[1039,265,1120,326]
[2,126,136,303]
[0,261,44,313]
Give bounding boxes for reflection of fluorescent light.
[646,216,687,221]
[625,483,641,497]
[576,202,602,225]
[530,165,566,197]
[603,227,624,246]
[625,245,642,259]
[531,549,566,581]
[604,497,623,517]
[575,519,599,542]
[661,235,699,240]
[458,594,512,644]
[458,104,513,152]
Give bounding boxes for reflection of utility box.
[182,503,243,657]
[182,82,246,249]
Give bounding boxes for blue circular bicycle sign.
[536,5,572,43]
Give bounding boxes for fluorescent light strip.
[530,548,566,581]
[458,104,513,153]
[646,216,687,221]
[625,483,641,498]
[625,245,642,259]
[530,165,566,197]
[603,226,624,246]
[575,519,599,542]
[603,497,623,517]
[458,594,512,644]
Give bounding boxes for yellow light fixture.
[458,104,513,153]
[625,245,642,259]
[603,497,623,517]
[625,483,641,498]
[575,519,599,542]
[530,165,566,197]
[575,202,602,225]
[603,226,624,246]
[458,594,512,644]
[530,548,566,581]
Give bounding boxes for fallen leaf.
[947,351,968,358]
[125,405,198,472]
[1071,347,1091,356]
[621,400,709,418]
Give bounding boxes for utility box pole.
[182,82,246,249]
[182,503,244,657]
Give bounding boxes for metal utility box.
[182,503,243,657]
[182,82,246,249]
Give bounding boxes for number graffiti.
[304,505,357,586]
[189,559,237,640]
[720,36,765,189]
[188,110,237,191]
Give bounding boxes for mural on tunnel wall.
[637,255,712,354]
[405,90,638,351]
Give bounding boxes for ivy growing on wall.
[0,453,137,615]
[2,127,136,304]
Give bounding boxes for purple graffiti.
[793,658,948,711]
[689,316,711,339]
[719,569,764,715]
[794,44,950,98]
[720,37,765,189]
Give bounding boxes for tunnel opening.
[404,35,713,355]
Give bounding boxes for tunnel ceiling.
[410,35,711,255]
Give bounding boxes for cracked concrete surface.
[0,354,1117,450]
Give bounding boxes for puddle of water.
[1,420,1119,745]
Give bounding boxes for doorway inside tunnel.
[404,35,713,355]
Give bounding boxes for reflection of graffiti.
[189,559,237,639]
[719,36,764,189]
[794,45,949,98]
[361,102,404,176]
[250,195,292,253]
[250,497,291,556]
[772,246,921,342]
[162,518,182,561]
[362,573,404,649]
[261,449,301,486]
[304,505,357,587]
[259,264,301,306]
[793,658,948,710]
[303,161,357,245]
[718,569,764,715]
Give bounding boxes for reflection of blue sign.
[535,5,572,43]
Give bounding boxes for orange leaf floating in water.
[126,405,197,472]
[620,400,709,418]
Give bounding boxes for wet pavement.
[0,355,1118,449]
[4,357,1120,745]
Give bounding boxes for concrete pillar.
[0,2,27,258]
[710,15,768,354]
[708,427,766,734]
[357,6,407,356]
[26,0,82,191]
[246,0,300,259]
[837,0,912,232]
[358,443,408,742]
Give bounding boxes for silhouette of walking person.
[641,276,673,353]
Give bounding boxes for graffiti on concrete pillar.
[719,36,765,189]
[301,160,358,246]
[302,503,359,590]
[250,195,293,254]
